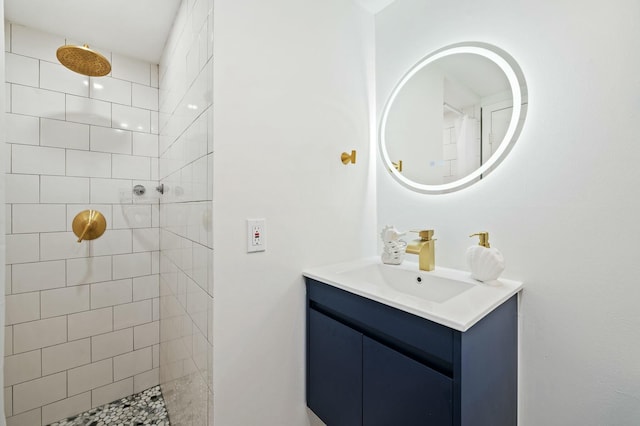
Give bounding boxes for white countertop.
[303,257,523,332]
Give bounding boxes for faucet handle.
[410,229,434,241]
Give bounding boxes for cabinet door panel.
[363,337,453,426]
[308,309,363,426]
[307,279,454,364]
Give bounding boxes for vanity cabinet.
[306,278,517,426]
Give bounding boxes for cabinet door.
[363,336,453,426]
[308,309,363,426]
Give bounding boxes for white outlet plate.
[247,219,266,253]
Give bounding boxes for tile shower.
[157,0,214,424]
[3,0,214,424]
[49,386,169,426]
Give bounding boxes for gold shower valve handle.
[341,150,356,165]
[72,210,107,243]
[77,221,93,242]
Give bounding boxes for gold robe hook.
[341,150,356,165]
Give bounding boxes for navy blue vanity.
[306,278,518,426]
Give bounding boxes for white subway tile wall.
[90,378,133,409]
[41,339,92,376]
[91,329,133,362]
[6,112,39,145]
[5,293,40,325]
[41,392,91,426]
[5,53,39,87]
[90,126,132,154]
[41,118,90,150]
[158,0,213,424]
[4,23,160,425]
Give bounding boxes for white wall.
[0,2,6,424]
[213,0,375,424]
[158,0,213,424]
[376,0,640,424]
[3,23,160,425]
[385,66,444,183]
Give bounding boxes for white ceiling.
[4,0,394,64]
[353,0,396,14]
[4,0,182,63]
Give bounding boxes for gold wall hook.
[392,160,403,172]
[72,210,107,243]
[341,150,356,165]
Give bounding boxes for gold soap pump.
[466,231,505,282]
[470,232,490,248]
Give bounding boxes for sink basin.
[338,263,474,303]
[303,257,523,331]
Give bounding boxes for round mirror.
[379,42,527,194]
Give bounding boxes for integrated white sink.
[303,257,523,331]
[338,263,475,303]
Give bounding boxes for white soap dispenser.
[466,232,505,282]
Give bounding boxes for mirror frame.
[379,42,527,194]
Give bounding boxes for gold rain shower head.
[56,44,111,77]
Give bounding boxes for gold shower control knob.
[72,210,107,243]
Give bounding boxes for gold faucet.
[406,229,436,271]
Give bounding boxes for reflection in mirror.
[379,43,527,194]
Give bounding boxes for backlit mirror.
[379,42,528,194]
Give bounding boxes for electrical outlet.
[247,219,266,253]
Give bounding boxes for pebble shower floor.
[47,386,170,426]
